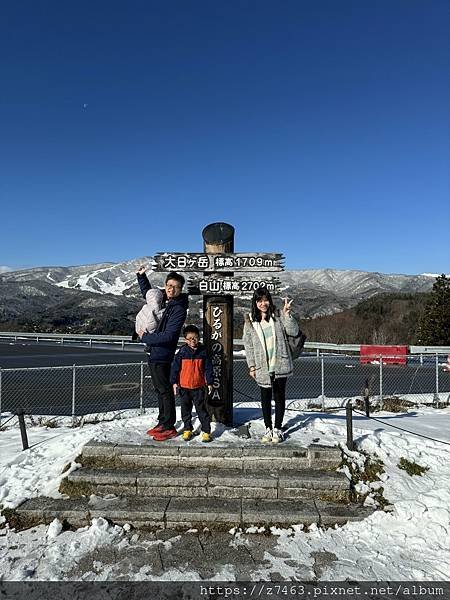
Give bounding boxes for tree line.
[299,275,450,346]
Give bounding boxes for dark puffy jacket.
[170,343,213,389]
[138,273,188,363]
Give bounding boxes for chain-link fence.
[234,353,450,410]
[0,362,158,423]
[1,354,449,425]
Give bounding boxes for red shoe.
[147,424,164,436]
[152,427,178,441]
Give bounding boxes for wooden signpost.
[187,277,281,296]
[153,222,285,426]
[153,252,284,272]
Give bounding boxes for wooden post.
[202,223,234,426]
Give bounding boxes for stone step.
[65,466,350,500]
[80,440,341,471]
[16,495,372,530]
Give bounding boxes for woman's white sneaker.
[272,428,284,443]
[261,428,273,443]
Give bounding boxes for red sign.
[360,345,408,365]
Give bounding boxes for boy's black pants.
[180,387,211,433]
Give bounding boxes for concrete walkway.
[66,526,333,581]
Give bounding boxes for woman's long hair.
[251,287,276,322]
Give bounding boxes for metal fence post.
[140,361,144,414]
[320,353,325,410]
[346,401,354,451]
[122,340,125,351]
[379,355,383,409]
[72,364,77,426]
[17,408,29,450]
[364,378,370,417]
[434,353,440,404]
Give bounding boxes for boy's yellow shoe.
[201,432,212,443]
[182,430,193,441]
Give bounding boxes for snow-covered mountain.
[0,258,438,329]
[1,259,437,300]
[0,258,151,296]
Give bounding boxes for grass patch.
[1,507,17,529]
[0,506,37,531]
[306,403,323,410]
[80,455,117,469]
[318,490,350,504]
[354,396,415,413]
[59,477,94,497]
[340,452,389,509]
[37,417,60,428]
[398,457,429,476]
[382,397,416,412]
[432,402,449,410]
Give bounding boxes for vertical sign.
[202,223,234,426]
[204,300,233,424]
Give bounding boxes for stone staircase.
[16,438,373,530]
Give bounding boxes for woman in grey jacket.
[243,287,299,443]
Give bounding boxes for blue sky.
[1,0,448,274]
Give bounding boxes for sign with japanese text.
[209,304,225,402]
[153,252,284,272]
[188,277,282,296]
[203,300,232,416]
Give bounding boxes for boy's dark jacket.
[138,273,188,363]
[170,343,213,389]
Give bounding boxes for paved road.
[0,342,448,416]
[0,340,145,368]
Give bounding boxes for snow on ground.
[1,404,450,580]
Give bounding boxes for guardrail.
[1,331,449,355]
[0,331,134,350]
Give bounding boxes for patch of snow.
[1,406,450,580]
[46,518,63,539]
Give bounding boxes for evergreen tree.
[416,275,450,345]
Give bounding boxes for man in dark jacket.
[137,268,188,441]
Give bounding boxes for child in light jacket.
[135,266,165,336]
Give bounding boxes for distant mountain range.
[0,258,439,335]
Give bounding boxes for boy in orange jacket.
[170,325,213,442]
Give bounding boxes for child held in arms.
[170,325,213,442]
[135,266,165,336]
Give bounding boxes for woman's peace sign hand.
[283,297,293,315]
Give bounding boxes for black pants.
[148,362,176,429]
[260,375,287,430]
[180,387,211,434]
